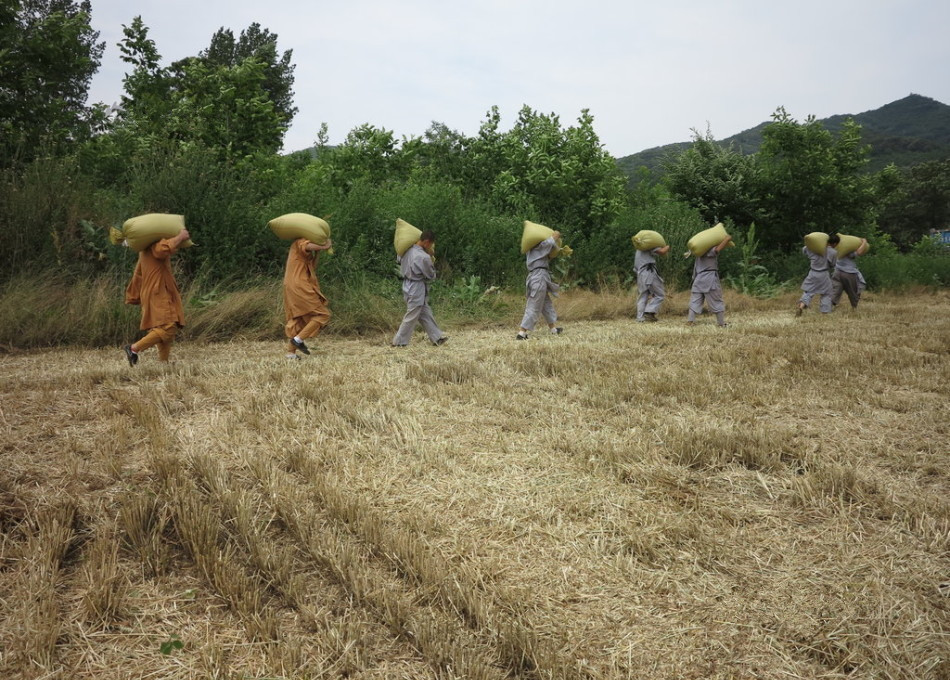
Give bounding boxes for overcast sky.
[86,0,950,158]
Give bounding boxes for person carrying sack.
[392,231,447,347]
[123,229,190,366]
[283,236,333,359]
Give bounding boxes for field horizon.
[1,291,948,679]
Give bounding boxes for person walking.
[123,229,190,365]
[283,236,332,359]
[392,231,447,347]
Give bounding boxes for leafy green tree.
[107,17,291,162]
[198,23,297,130]
[463,106,627,234]
[757,108,877,248]
[663,128,764,228]
[877,158,950,248]
[0,0,104,161]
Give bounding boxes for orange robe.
[125,239,185,330]
[283,239,330,340]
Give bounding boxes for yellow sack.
[521,220,556,254]
[110,214,194,252]
[686,223,732,257]
[631,230,666,251]
[804,232,829,256]
[835,233,868,257]
[268,213,330,245]
[394,218,423,257]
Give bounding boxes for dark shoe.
[644,313,658,322]
[550,327,563,335]
[291,338,310,355]
[392,343,408,347]
[795,305,804,317]
[718,323,729,328]
[124,344,138,367]
[516,333,529,340]
[433,336,448,346]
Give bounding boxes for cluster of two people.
[634,233,734,327]
[797,234,869,315]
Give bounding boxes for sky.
[85,0,950,158]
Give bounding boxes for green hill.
[617,94,950,181]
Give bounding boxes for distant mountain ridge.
[616,94,950,180]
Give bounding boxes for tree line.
[1,1,947,292]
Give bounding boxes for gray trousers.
[799,290,833,313]
[520,290,557,331]
[393,302,443,345]
[688,289,724,319]
[636,277,665,319]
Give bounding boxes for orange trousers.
[133,323,179,361]
[285,308,330,353]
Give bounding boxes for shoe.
[434,336,448,346]
[718,323,729,328]
[123,344,138,367]
[291,338,310,355]
[516,333,529,340]
[392,343,408,347]
[550,327,563,335]
[644,313,658,322]
[795,305,804,317]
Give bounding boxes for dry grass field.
[1,290,948,679]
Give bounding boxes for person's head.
[418,231,435,250]
[828,233,841,246]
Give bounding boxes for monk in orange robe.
[284,237,332,358]
[123,230,189,366]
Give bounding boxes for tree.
[877,158,950,248]
[109,17,292,161]
[462,106,627,233]
[757,108,877,248]
[0,0,104,161]
[199,23,297,130]
[664,127,764,228]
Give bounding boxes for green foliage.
[0,0,105,162]
[724,223,785,298]
[756,109,878,248]
[663,128,764,228]
[107,17,289,163]
[200,22,297,129]
[159,634,183,655]
[876,158,950,249]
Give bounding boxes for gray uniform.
[799,246,837,313]
[392,244,445,345]
[688,246,725,324]
[831,251,864,308]
[519,237,559,331]
[635,247,665,320]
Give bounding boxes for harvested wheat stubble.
[0,290,948,679]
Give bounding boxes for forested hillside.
[618,94,950,178]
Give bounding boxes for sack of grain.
[521,220,556,254]
[835,233,869,257]
[394,218,423,257]
[632,230,666,251]
[804,232,829,256]
[268,213,330,245]
[109,214,194,252]
[686,223,732,257]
